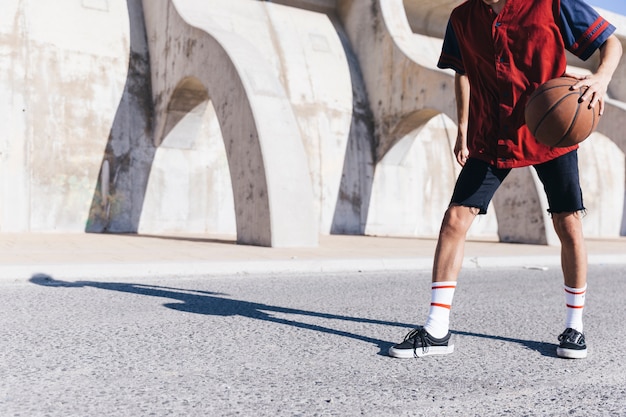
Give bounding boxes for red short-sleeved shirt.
[437,0,616,168]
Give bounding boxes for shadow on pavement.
[451,330,559,358]
[29,274,558,358]
[30,274,406,356]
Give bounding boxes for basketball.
[525,76,600,147]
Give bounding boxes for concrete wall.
[0,0,624,246]
[0,0,133,232]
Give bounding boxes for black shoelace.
[405,328,429,356]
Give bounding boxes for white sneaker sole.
[556,347,587,359]
[388,344,454,359]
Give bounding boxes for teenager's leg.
[388,159,509,358]
[552,211,587,290]
[423,205,478,338]
[533,151,586,286]
[388,206,477,358]
[432,205,479,283]
[533,150,587,304]
[426,158,508,337]
[553,211,588,337]
[534,150,588,358]
[552,211,588,358]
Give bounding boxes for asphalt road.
[1,264,625,416]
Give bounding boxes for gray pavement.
[0,232,624,281]
[1,233,625,416]
[2,264,626,416]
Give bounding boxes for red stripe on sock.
[431,302,451,309]
[432,285,456,290]
[565,288,586,295]
[566,304,585,309]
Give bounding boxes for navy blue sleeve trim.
[559,0,616,61]
[437,20,466,74]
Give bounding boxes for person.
[388,0,622,359]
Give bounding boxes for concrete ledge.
[0,233,623,282]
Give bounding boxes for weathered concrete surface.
[338,0,473,240]
[0,0,625,246]
[138,101,237,236]
[142,0,319,247]
[0,0,130,232]
[338,0,458,161]
[86,0,156,235]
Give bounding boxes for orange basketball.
[525,76,600,147]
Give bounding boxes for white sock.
[564,284,586,332]
[423,281,457,339]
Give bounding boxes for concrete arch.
[578,133,625,238]
[156,77,210,148]
[600,102,626,236]
[403,0,463,39]
[337,0,457,162]
[137,76,236,236]
[162,1,356,237]
[142,0,318,247]
[366,110,498,238]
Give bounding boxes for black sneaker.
[557,328,587,359]
[388,327,454,359]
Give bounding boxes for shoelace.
[404,328,429,357]
[559,329,584,345]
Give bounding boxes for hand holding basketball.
[525,76,601,148]
[567,72,611,115]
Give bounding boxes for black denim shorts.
[450,150,585,215]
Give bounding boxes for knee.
[552,212,584,243]
[440,205,477,237]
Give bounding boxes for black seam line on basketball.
[553,95,581,147]
[531,91,579,138]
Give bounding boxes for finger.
[579,86,595,102]
[599,97,605,116]
[569,75,593,90]
[570,82,583,91]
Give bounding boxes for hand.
[454,134,469,166]
[566,72,611,115]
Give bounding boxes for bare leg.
[388,204,478,358]
[432,205,479,283]
[552,211,588,358]
[552,211,587,288]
